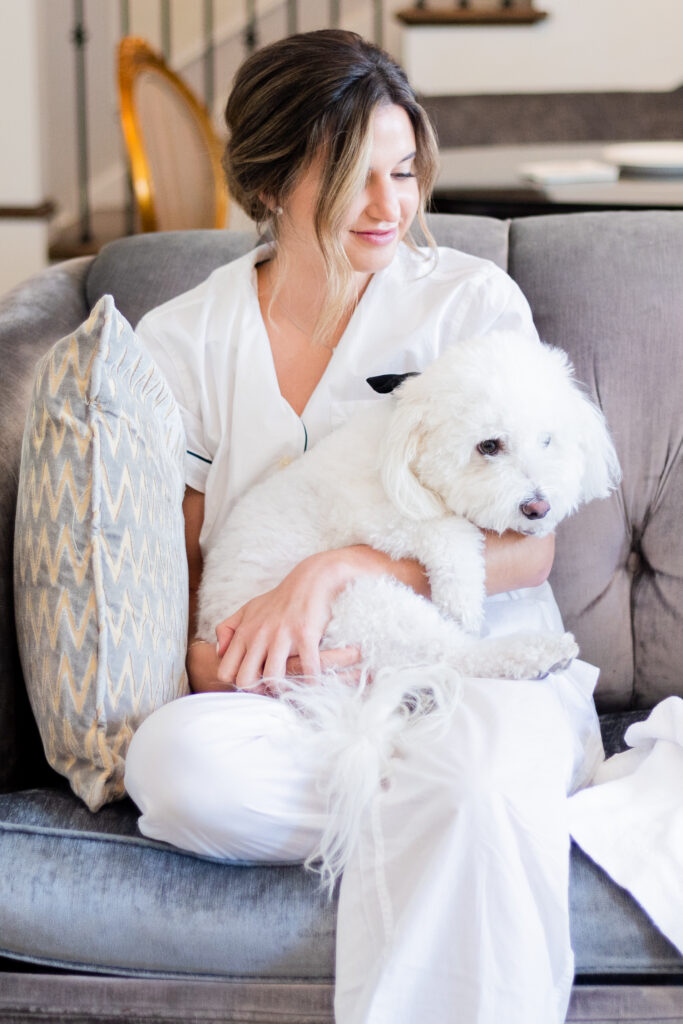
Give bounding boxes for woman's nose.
[367,180,401,222]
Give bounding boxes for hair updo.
[222,30,439,341]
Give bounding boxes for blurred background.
[1,0,681,295]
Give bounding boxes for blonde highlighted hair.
[223,30,439,344]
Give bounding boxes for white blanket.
[568,696,683,955]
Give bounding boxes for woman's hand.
[211,545,429,694]
[214,550,356,691]
[186,633,361,696]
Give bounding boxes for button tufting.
[627,550,642,574]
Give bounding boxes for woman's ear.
[260,192,283,216]
[379,397,445,521]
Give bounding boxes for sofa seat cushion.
[0,712,681,980]
[0,787,336,980]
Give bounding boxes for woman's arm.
[483,529,555,595]
[347,531,555,601]
[184,487,362,694]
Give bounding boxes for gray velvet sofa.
[1,212,682,1023]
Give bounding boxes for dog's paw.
[455,631,579,681]
[509,631,579,680]
[530,632,580,679]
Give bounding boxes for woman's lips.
[351,227,398,246]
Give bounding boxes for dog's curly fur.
[199,331,620,669]
[197,331,621,885]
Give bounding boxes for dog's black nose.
[520,498,550,520]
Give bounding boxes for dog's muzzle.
[520,498,550,520]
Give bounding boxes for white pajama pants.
[125,651,599,1024]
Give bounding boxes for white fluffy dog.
[197,330,621,883]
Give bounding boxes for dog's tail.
[276,662,464,895]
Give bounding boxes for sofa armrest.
[0,257,92,792]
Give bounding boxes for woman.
[125,29,602,1024]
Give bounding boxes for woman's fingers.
[262,635,294,687]
[215,618,238,658]
[321,646,361,671]
[296,630,322,680]
[216,633,249,685]
[285,646,361,677]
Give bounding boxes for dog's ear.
[569,385,622,503]
[379,397,445,520]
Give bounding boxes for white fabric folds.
[568,696,683,956]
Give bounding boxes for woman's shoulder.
[385,243,514,308]
[394,242,508,285]
[137,243,270,337]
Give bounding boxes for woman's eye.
[477,439,501,456]
[392,171,416,179]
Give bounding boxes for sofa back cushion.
[509,212,683,709]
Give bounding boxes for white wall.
[0,0,50,294]
[400,0,683,95]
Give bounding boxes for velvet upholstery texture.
[0,713,679,979]
[510,213,683,708]
[13,296,189,810]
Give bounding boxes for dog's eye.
[542,434,552,448]
[477,439,502,457]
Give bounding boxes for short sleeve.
[458,263,540,343]
[136,314,212,493]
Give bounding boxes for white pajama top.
[137,242,538,558]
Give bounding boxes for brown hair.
[223,30,439,343]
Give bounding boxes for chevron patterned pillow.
[14,295,189,811]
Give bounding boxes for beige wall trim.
[0,200,55,220]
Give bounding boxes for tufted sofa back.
[0,212,681,791]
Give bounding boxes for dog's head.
[379,331,621,535]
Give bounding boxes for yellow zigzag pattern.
[25,459,92,522]
[18,522,92,587]
[104,590,185,651]
[25,587,97,651]
[52,649,98,717]
[41,334,98,400]
[98,529,178,589]
[30,398,91,459]
[99,461,160,524]
[96,407,148,461]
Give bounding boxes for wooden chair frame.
[117,36,228,232]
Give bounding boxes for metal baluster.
[245,0,258,54]
[203,0,215,113]
[329,0,340,28]
[72,0,92,244]
[286,0,298,36]
[120,0,130,34]
[160,0,171,61]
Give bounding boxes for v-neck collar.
[248,245,382,423]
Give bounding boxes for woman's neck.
[258,251,372,350]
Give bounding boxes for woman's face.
[279,103,420,279]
